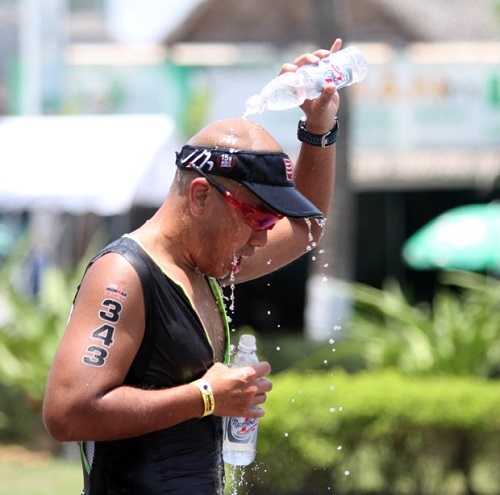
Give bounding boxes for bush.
[0,239,96,446]
[305,272,500,378]
[234,370,500,495]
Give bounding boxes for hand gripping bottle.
[222,334,260,466]
[244,46,368,116]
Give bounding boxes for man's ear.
[189,177,211,217]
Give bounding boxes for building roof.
[165,0,500,46]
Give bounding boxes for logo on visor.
[217,154,236,171]
[284,158,294,181]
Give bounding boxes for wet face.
[193,179,278,280]
[184,117,285,279]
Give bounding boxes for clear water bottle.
[222,334,260,466]
[244,46,368,116]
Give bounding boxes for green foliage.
[332,272,500,378]
[239,370,500,495]
[0,241,90,405]
[0,383,39,443]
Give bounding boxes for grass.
[0,445,82,495]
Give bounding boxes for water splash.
[227,256,238,314]
[226,466,246,495]
[226,462,266,495]
[304,218,315,251]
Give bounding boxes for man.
[43,39,342,494]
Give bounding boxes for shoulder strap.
[115,242,157,384]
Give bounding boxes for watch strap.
[297,117,339,147]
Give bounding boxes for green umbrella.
[402,203,500,271]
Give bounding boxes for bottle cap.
[238,334,256,351]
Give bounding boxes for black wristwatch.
[297,117,340,147]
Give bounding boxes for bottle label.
[226,417,258,444]
[323,63,352,89]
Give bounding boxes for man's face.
[194,179,280,280]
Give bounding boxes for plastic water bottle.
[244,46,368,116]
[222,334,260,466]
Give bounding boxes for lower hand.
[203,361,273,418]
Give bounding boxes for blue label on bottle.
[227,417,258,443]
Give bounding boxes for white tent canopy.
[0,114,182,216]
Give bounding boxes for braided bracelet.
[192,379,215,417]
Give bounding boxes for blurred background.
[0,1,499,494]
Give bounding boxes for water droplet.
[323,360,328,365]
[315,217,327,229]
[311,256,317,261]
[323,263,329,268]
[322,276,328,282]
[344,470,350,476]
[284,432,289,437]
[329,407,336,413]
[291,398,295,403]
[276,346,281,351]
[339,406,343,411]
[328,339,335,344]
[337,445,342,450]
[267,310,271,315]
[319,249,325,254]
[329,385,335,391]
[266,259,272,265]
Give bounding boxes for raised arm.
[234,39,342,283]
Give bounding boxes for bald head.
[188,118,283,153]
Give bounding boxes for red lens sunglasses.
[194,168,283,232]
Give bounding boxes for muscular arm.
[233,39,342,284]
[43,253,271,442]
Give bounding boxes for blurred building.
[165,0,499,44]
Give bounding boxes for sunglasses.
[194,168,283,231]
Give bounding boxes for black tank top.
[79,236,230,494]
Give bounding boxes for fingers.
[293,39,343,68]
[278,62,298,75]
[205,361,273,418]
[278,39,342,76]
[330,38,342,53]
[250,361,271,379]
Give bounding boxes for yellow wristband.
[192,379,215,417]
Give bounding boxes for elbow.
[42,398,82,443]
